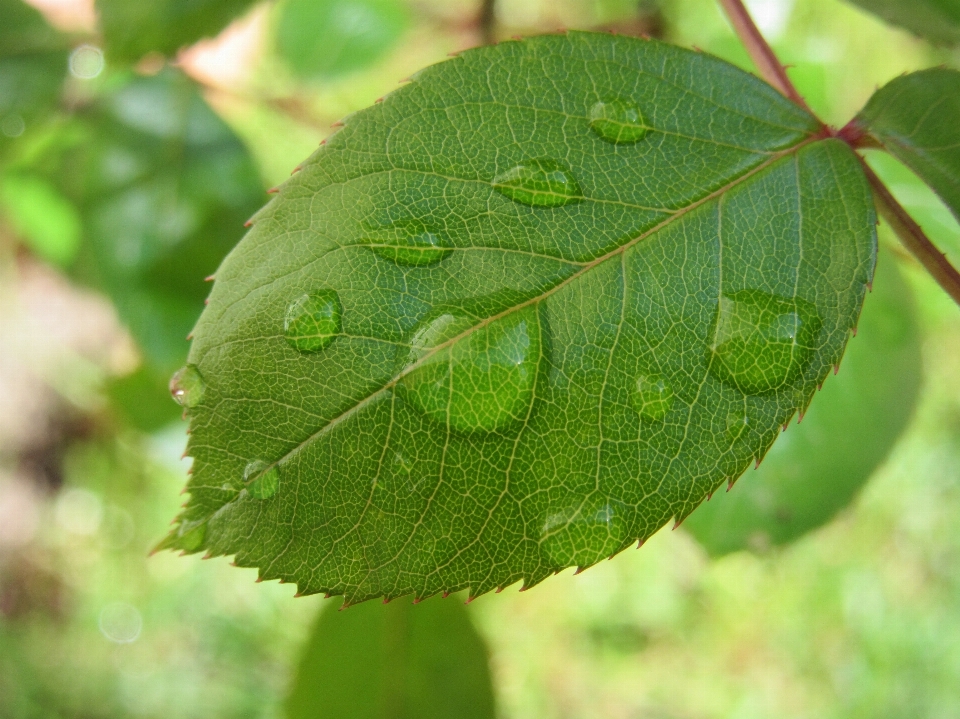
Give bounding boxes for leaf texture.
[166,33,876,603]
[285,598,495,719]
[685,248,921,555]
[856,68,960,223]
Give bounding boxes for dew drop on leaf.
[178,521,207,552]
[631,373,673,421]
[541,499,625,568]
[724,411,751,441]
[398,305,542,433]
[708,290,822,395]
[491,158,582,207]
[169,364,206,408]
[284,290,343,353]
[588,99,649,144]
[243,460,280,500]
[364,221,452,266]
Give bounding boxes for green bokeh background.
[2,0,960,717]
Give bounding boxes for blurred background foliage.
[1,0,960,717]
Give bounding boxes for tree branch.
[860,159,960,306]
[715,0,814,116]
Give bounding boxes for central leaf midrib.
[202,135,823,515]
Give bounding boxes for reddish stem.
[716,0,816,117]
[860,160,960,306]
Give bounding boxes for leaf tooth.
[464,595,476,605]
[573,566,587,575]
[442,591,450,598]
[204,274,215,282]
[266,186,279,194]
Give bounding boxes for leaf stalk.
[715,0,816,116]
[860,160,960,306]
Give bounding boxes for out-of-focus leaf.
[95,0,259,63]
[855,68,960,223]
[845,0,960,46]
[0,0,68,147]
[0,173,80,265]
[163,33,876,603]
[286,598,495,719]
[57,68,264,375]
[275,0,408,79]
[685,249,921,555]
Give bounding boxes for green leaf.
[0,172,81,265]
[855,68,960,225]
[684,248,921,555]
[275,0,408,79]
[845,0,960,46]
[57,68,264,374]
[166,33,875,602]
[0,0,68,146]
[285,598,495,719]
[95,0,258,62]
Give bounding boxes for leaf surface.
[285,598,495,719]
[685,248,921,555]
[167,33,875,602]
[845,0,960,46]
[95,0,258,62]
[856,68,960,224]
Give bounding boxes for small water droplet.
[284,290,342,353]
[708,290,822,394]
[492,158,582,207]
[589,99,649,144]
[243,460,279,500]
[398,305,542,433]
[541,499,625,568]
[365,221,452,266]
[178,521,207,552]
[170,364,205,408]
[631,373,673,421]
[725,411,750,441]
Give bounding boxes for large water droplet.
[398,304,542,433]
[492,158,582,208]
[365,221,452,266]
[541,499,625,568]
[631,373,673,421]
[284,290,342,353]
[243,460,279,500]
[170,364,205,408]
[589,99,649,144]
[708,290,822,394]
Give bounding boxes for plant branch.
[478,0,496,45]
[716,0,814,115]
[860,159,960,305]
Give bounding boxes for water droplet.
[589,99,649,144]
[243,460,279,500]
[178,521,207,552]
[631,373,673,421]
[398,305,542,433]
[284,290,342,353]
[365,221,452,266]
[492,158,582,207]
[541,499,625,568]
[725,411,751,441]
[708,290,822,394]
[170,364,205,408]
